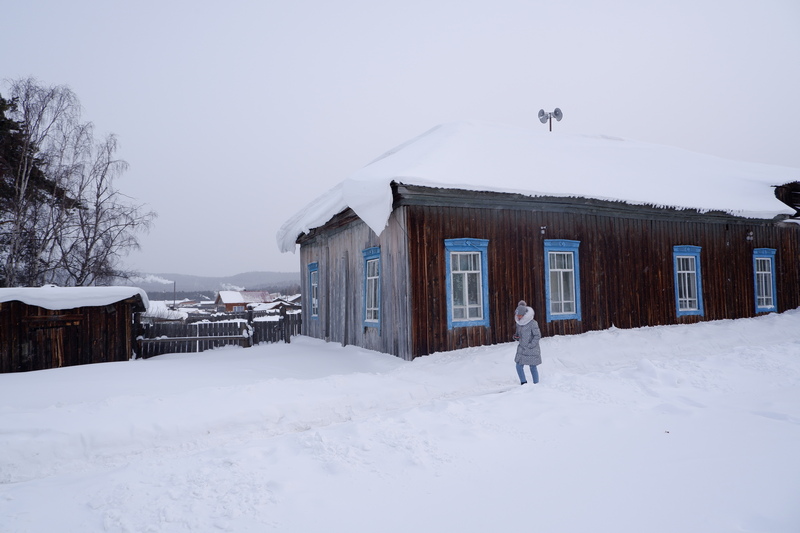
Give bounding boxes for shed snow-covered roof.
[277,121,799,253]
[0,286,149,312]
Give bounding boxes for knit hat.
[515,301,527,316]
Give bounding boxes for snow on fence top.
[277,120,799,253]
[0,286,149,311]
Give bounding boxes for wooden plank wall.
[405,204,800,357]
[299,209,414,360]
[0,301,134,373]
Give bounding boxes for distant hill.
[119,271,300,294]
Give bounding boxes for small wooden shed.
[0,286,149,373]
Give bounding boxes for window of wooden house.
[445,238,489,329]
[308,262,319,318]
[753,248,777,313]
[544,240,582,322]
[362,247,381,328]
[673,246,704,316]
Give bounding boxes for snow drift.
[1,310,799,532]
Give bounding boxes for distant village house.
[214,290,273,312]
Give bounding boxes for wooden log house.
[0,286,149,373]
[278,122,800,361]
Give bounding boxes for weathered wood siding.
[404,195,800,357]
[299,208,413,360]
[0,300,137,373]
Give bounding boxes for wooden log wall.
[404,202,800,358]
[299,208,414,360]
[0,301,135,373]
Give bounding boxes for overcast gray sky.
[4,0,799,276]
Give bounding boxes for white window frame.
[673,245,704,317]
[544,240,582,322]
[308,262,319,318]
[362,247,381,328]
[753,248,777,313]
[445,238,490,329]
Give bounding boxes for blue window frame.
[445,238,489,329]
[307,262,319,318]
[673,246,704,317]
[544,240,582,322]
[753,248,777,313]
[362,247,381,328]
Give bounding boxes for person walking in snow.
[513,300,542,385]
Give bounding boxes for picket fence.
[137,312,301,358]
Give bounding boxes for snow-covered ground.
[2,311,799,532]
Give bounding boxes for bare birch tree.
[0,77,155,287]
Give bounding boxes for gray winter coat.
[514,307,542,366]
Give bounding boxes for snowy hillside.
[1,311,799,532]
[122,271,300,293]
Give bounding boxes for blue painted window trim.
[753,248,777,314]
[307,262,319,319]
[445,238,490,329]
[362,247,381,328]
[673,245,704,317]
[543,239,582,322]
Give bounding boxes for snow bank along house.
[0,286,149,373]
[277,121,800,361]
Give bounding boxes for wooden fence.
[137,312,302,358]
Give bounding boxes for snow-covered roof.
[0,286,149,311]
[277,121,799,253]
[215,290,272,305]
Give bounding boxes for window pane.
[562,271,574,302]
[460,253,469,271]
[452,273,465,306]
[451,253,461,272]
[467,273,480,305]
[549,272,561,313]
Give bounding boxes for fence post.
[241,321,252,348]
[281,307,290,343]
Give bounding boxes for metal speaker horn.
[553,108,563,121]
[538,109,548,124]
